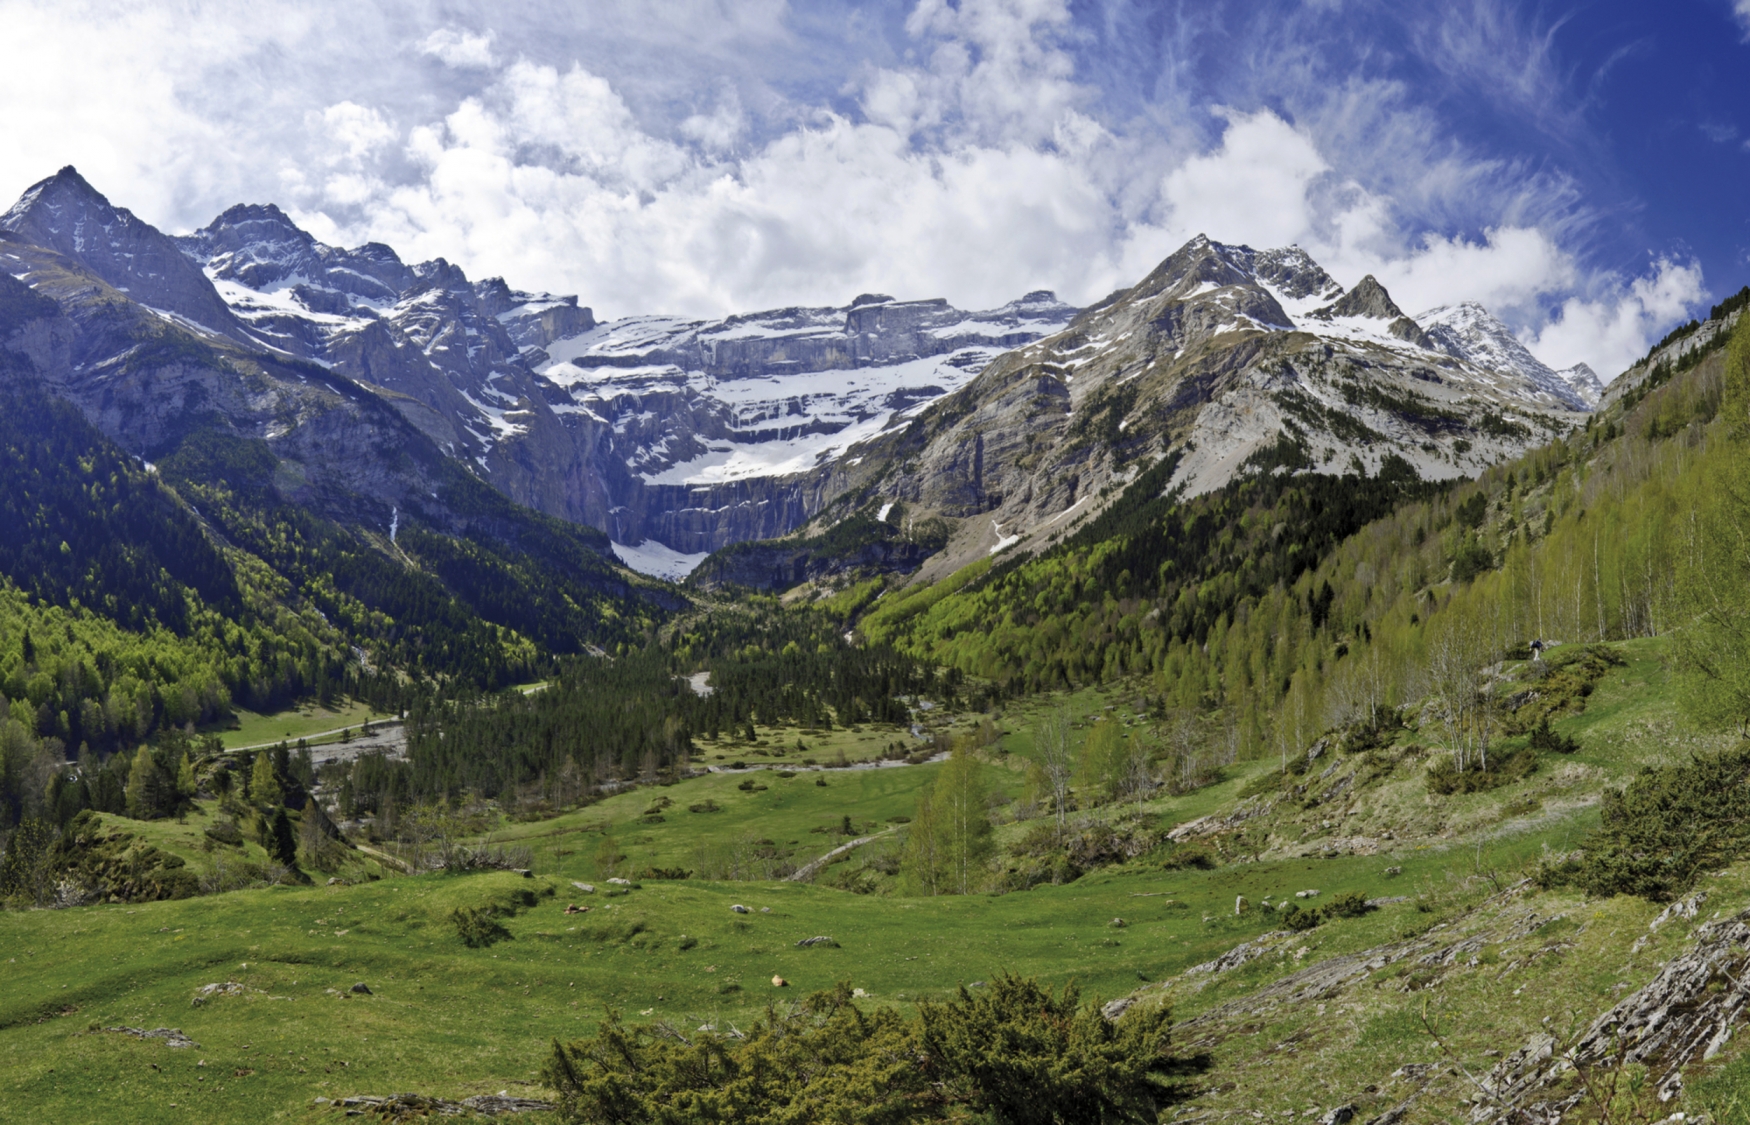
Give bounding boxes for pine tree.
[125,745,172,819]
[266,805,298,868]
[175,752,197,802]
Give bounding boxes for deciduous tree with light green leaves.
[1675,313,1750,734]
[249,749,284,809]
[903,747,992,895]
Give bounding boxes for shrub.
[452,905,512,948]
[1528,717,1582,754]
[1158,843,1217,871]
[1538,743,1750,902]
[542,975,1184,1125]
[688,800,721,813]
[1283,904,1320,931]
[1321,890,1373,919]
[203,818,244,847]
[1426,747,1537,795]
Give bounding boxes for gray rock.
[1101,997,1135,1021]
[1312,275,1406,321]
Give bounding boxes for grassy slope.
[6,641,1750,1123]
[216,701,399,751]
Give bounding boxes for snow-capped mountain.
[538,292,1075,489]
[800,236,1596,580]
[1,166,1606,586]
[1419,302,1599,409]
[172,198,1078,561]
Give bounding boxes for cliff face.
[777,236,1591,582]
[2,168,1599,589]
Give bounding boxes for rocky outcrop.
[1496,907,1750,1119]
[1312,275,1405,320]
[1,167,251,346]
[812,237,1591,582]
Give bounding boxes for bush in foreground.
[1538,742,1750,902]
[543,974,1183,1124]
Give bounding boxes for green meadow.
[6,638,1750,1123]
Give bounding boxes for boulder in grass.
[571,882,596,894]
[795,936,837,948]
[731,904,751,914]
[349,982,372,995]
[771,976,788,987]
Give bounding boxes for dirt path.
[787,827,898,882]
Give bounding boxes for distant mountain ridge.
[771,234,1596,583]
[1,166,1609,588]
[1419,301,1604,407]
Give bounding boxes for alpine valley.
[9,163,1750,1125]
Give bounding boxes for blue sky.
[2,0,1748,378]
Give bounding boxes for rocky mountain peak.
[1418,302,1590,411]
[2,165,250,343]
[1554,362,1604,407]
[1252,246,1342,301]
[177,205,412,307]
[1314,275,1405,320]
[1129,234,1258,303]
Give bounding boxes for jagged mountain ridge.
[785,234,1594,584]
[1419,301,1604,407]
[162,184,1076,560]
[2,167,1601,588]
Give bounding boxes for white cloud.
[1523,259,1705,380]
[319,102,396,162]
[1160,109,1329,250]
[0,0,1706,385]
[418,27,497,70]
[1376,227,1577,322]
[679,89,746,153]
[1736,0,1750,39]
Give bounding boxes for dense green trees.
[861,303,1750,769]
[326,605,950,817]
[1673,314,1750,733]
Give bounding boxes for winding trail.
[787,828,898,883]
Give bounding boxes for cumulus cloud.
[0,0,1708,382]
[419,28,497,70]
[1736,0,1750,39]
[318,102,396,162]
[1524,259,1706,379]
[1159,110,1330,250]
